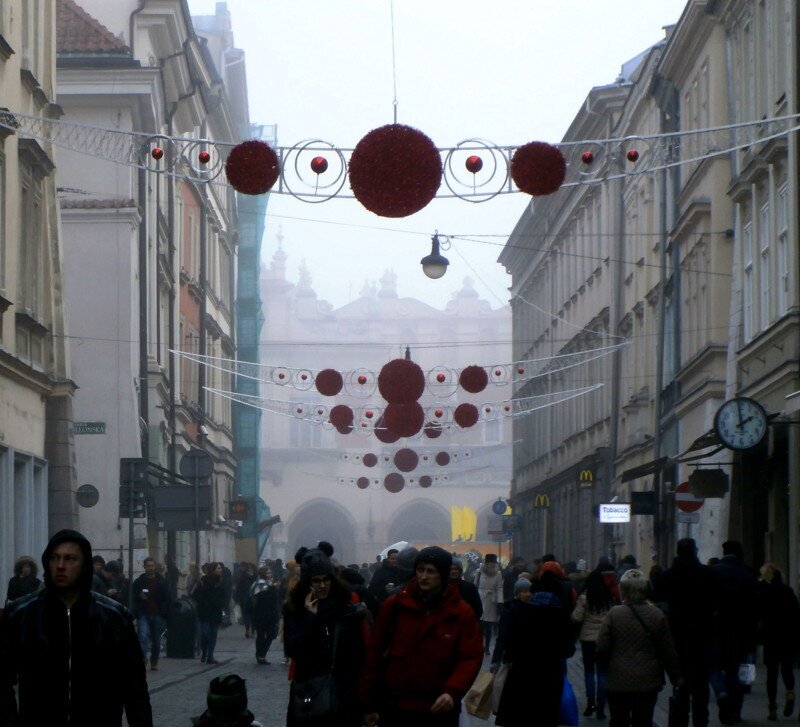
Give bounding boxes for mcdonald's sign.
[578,469,594,487]
[534,493,550,509]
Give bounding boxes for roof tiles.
[56,0,131,55]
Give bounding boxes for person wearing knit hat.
[359,546,484,727]
[284,548,367,724]
[191,674,263,726]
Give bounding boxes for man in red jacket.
[360,546,484,727]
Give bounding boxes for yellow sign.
[579,469,593,482]
[534,493,550,509]
[451,506,477,542]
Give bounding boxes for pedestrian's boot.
[150,658,158,671]
[206,654,218,665]
[200,651,207,663]
[785,690,795,717]
[768,703,777,721]
[245,628,251,639]
[596,699,606,720]
[583,698,596,717]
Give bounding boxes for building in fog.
[258,241,514,565]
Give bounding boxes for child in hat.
[191,674,263,727]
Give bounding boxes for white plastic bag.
[738,662,756,686]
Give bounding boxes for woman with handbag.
[596,569,683,727]
[284,548,366,726]
[571,566,620,719]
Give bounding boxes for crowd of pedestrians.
[1,531,798,726]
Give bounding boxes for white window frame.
[759,203,770,331]
[777,184,789,314]
[743,220,754,341]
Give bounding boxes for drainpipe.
[138,166,149,458]
[167,116,177,475]
[198,198,207,421]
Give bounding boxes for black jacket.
[712,554,758,654]
[0,530,152,727]
[193,575,227,624]
[454,579,483,621]
[131,572,171,619]
[367,562,402,604]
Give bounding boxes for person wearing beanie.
[502,555,528,606]
[191,673,264,727]
[360,546,483,727]
[448,560,482,621]
[495,570,576,727]
[367,548,402,604]
[0,529,153,726]
[283,549,367,725]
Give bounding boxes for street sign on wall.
[599,503,631,523]
[675,482,704,513]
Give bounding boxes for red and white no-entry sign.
[675,482,704,513]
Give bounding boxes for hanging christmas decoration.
[454,403,480,428]
[378,359,426,404]
[465,155,483,174]
[384,472,405,493]
[581,151,594,165]
[424,421,443,439]
[151,147,164,160]
[363,453,378,467]
[315,368,344,396]
[459,364,489,394]
[348,124,442,217]
[357,477,370,489]
[225,139,281,195]
[511,141,566,196]
[435,452,451,466]
[198,150,211,164]
[626,149,640,163]
[374,416,401,444]
[329,404,354,430]
[419,475,433,488]
[383,402,425,438]
[394,448,419,473]
[310,156,328,174]
[336,423,354,435]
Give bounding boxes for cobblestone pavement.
[135,623,779,727]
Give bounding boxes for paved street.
[136,622,777,726]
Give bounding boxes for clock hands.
[736,399,745,430]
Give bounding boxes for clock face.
[714,397,768,451]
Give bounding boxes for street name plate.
[677,511,700,524]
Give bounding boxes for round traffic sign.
[492,498,507,516]
[179,448,213,478]
[76,484,99,508]
[675,482,704,513]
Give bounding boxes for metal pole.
[194,455,201,571]
[128,460,135,612]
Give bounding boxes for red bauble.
[378,359,426,403]
[374,416,400,444]
[336,423,354,435]
[454,403,480,428]
[435,452,450,466]
[357,374,368,385]
[626,149,639,163]
[329,405,354,429]
[225,140,281,195]
[581,151,594,165]
[419,475,433,488]
[511,141,566,196]
[315,368,344,396]
[363,453,378,468]
[349,124,442,218]
[383,402,425,438]
[384,472,405,493]
[517,367,525,375]
[357,477,370,489]
[424,421,443,439]
[151,147,164,160]
[434,409,444,418]
[436,373,446,383]
[199,150,211,164]
[394,448,419,473]
[311,156,328,174]
[459,365,488,394]
[465,155,483,174]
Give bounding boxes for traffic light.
[119,458,147,519]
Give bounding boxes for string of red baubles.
[149,123,641,218]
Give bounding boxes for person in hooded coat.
[495,570,575,727]
[284,548,367,726]
[0,529,152,727]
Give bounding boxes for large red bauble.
[384,472,405,493]
[357,477,370,489]
[378,359,426,404]
[329,405,354,429]
[315,368,344,396]
[394,448,419,473]
[363,453,378,468]
[225,139,281,195]
[465,155,483,174]
[311,156,328,174]
[419,475,433,488]
[454,403,480,428]
[374,416,400,444]
[336,423,353,435]
[424,421,443,439]
[349,124,442,217]
[511,141,566,196]
[383,402,425,438]
[459,365,488,394]
[435,452,450,466]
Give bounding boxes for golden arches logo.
[534,493,550,508]
[579,469,594,482]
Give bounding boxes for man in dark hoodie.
[0,529,152,727]
[652,538,719,727]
